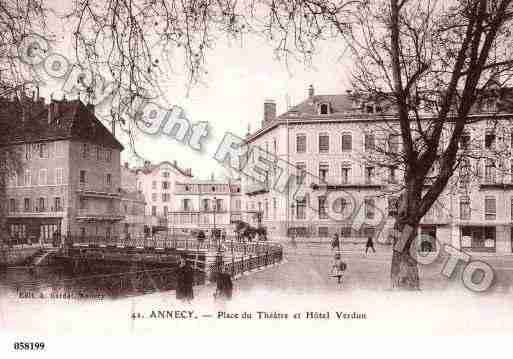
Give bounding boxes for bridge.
[66,236,284,277]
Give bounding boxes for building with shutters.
[0,95,124,244]
[241,85,513,253]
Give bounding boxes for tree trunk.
[390,219,420,290]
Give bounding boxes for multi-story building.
[0,96,124,243]
[242,85,513,253]
[134,160,193,234]
[119,189,146,238]
[169,177,258,235]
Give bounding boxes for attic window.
[365,105,374,113]
[319,103,330,115]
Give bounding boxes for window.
[459,159,471,186]
[39,169,47,186]
[341,132,352,151]
[25,144,31,160]
[39,143,48,158]
[264,199,269,219]
[79,170,86,183]
[485,130,495,149]
[318,196,328,219]
[202,199,210,211]
[388,197,398,217]
[236,199,242,211]
[105,149,112,162]
[152,181,157,189]
[106,173,112,186]
[460,131,471,150]
[151,193,157,202]
[319,163,329,182]
[389,166,397,183]
[162,193,170,202]
[163,206,168,216]
[365,134,375,151]
[484,196,496,220]
[151,206,157,216]
[82,143,89,158]
[24,169,31,186]
[296,134,307,153]
[485,159,495,183]
[341,163,351,184]
[365,166,375,184]
[319,103,330,115]
[365,198,375,219]
[216,198,223,212]
[272,198,277,219]
[9,198,16,212]
[24,198,31,212]
[96,146,102,160]
[296,162,306,185]
[460,196,471,220]
[319,133,329,153]
[162,181,170,190]
[511,198,513,221]
[162,172,170,178]
[333,197,347,215]
[54,197,62,211]
[389,134,400,154]
[183,199,191,211]
[38,197,45,212]
[55,168,64,185]
[296,198,306,220]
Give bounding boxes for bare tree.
[0,0,46,243]
[341,0,513,289]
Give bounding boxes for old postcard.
[2,0,513,355]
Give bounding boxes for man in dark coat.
[214,267,233,301]
[365,236,376,254]
[176,257,194,302]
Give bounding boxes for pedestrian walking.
[365,236,376,254]
[330,253,346,284]
[214,266,233,301]
[331,233,340,251]
[176,257,194,302]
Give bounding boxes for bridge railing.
[67,235,282,257]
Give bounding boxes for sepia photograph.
[1,0,513,354]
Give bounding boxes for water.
[0,262,203,300]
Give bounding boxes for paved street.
[232,241,513,295]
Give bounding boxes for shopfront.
[460,226,496,252]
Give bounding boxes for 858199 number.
[13,342,45,350]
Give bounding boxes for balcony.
[245,182,270,196]
[76,209,125,222]
[7,206,65,218]
[310,176,382,190]
[77,182,121,198]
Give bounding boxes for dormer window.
[319,103,330,115]
[365,105,374,113]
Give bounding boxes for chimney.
[263,99,276,125]
[308,84,314,98]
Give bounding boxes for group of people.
[175,256,234,303]
[329,233,377,286]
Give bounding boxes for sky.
[30,3,352,180]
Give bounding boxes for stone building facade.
[242,85,513,253]
[1,97,124,243]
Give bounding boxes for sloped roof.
[0,98,123,150]
[134,160,193,178]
